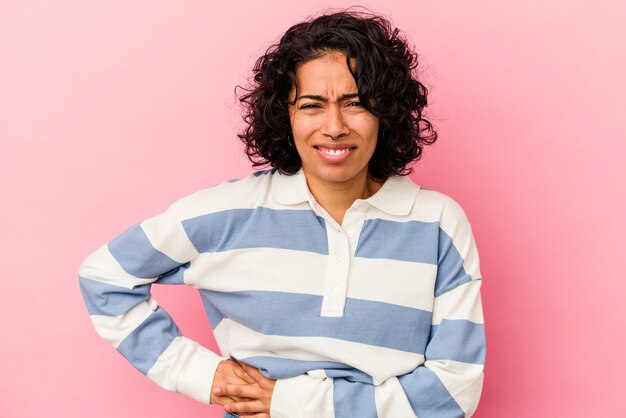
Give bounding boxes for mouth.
[314,145,356,163]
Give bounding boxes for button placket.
[342,204,366,251]
[320,222,351,317]
[317,202,368,317]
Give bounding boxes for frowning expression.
[287,51,380,189]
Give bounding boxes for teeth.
[320,148,349,156]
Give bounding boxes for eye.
[300,103,320,109]
[347,101,362,107]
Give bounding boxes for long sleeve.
[78,200,227,404]
[269,198,485,418]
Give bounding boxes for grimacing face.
[287,51,380,190]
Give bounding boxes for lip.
[314,144,356,163]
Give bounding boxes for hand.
[214,361,276,418]
[211,359,257,405]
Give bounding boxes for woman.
[78,8,485,418]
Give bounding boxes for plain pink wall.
[1,0,625,417]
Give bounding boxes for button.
[338,258,345,265]
[333,286,341,294]
[347,230,354,238]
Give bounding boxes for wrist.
[176,345,228,404]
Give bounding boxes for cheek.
[292,118,319,139]
[366,140,378,158]
[363,130,379,156]
[350,114,379,135]
[357,124,380,150]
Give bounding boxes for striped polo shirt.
[78,168,485,418]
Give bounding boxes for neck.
[304,169,383,225]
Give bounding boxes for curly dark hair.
[235,6,437,180]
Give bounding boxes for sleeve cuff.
[175,342,228,404]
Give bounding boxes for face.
[287,51,380,190]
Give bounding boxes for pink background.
[1,0,625,417]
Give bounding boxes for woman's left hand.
[213,361,276,418]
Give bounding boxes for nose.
[321,104,349,140]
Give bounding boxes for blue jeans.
[223,413,240,418]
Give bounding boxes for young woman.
[79,8,485,418]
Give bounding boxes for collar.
[270,169,312,205]
[364,174,420,216]
[271,169,420,216]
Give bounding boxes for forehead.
[291,52,358,96]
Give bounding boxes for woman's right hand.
[211,359,257,405]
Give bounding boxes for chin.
[317,167,366,184]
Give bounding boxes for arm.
[78,200,228,404]
[267,200,485,418]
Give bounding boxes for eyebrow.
[296,93,360,102]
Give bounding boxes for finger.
[239,363,277,392]
[211,394,248,405]
[217,383,262,399]
[239,362,268,382]
[224,399,266,414]
[232,362,257,385]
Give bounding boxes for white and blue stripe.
[78,168,485,417]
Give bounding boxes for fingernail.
[213,387,221,394]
